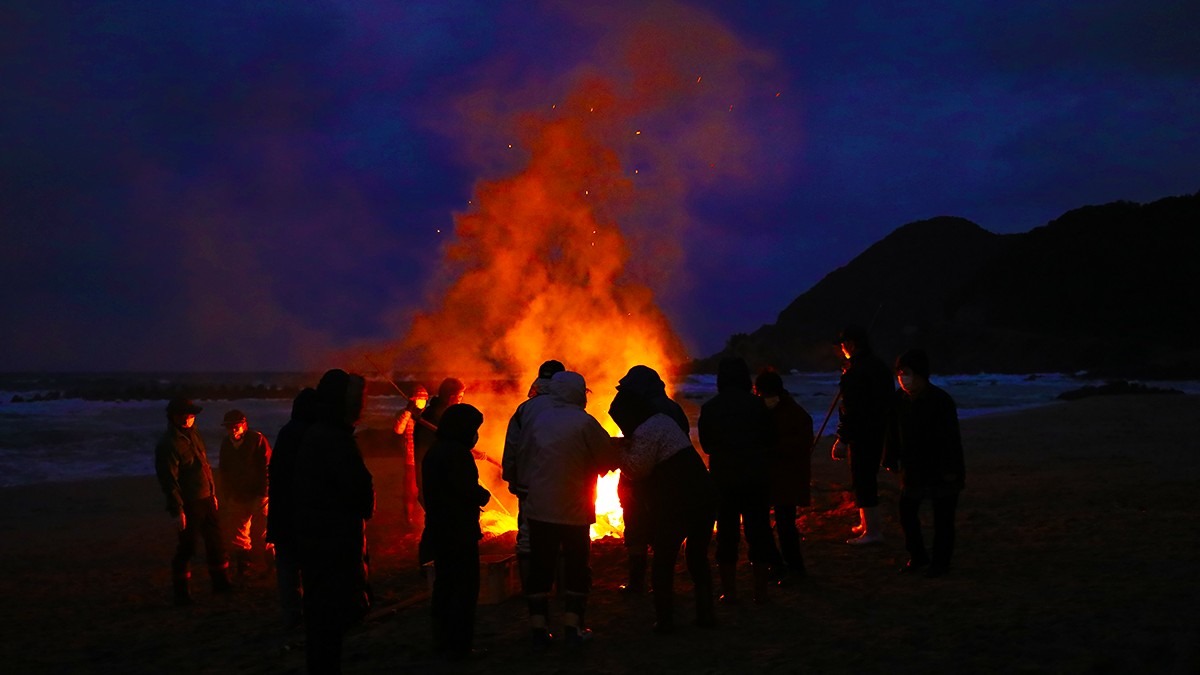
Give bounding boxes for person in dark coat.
[611,388,717,633]
[295,369,375,674]
[422,403,492,659]
[414,377,466,568]
[154,396,233,605]
[883,349,965,578]
[832,324,894,544]
[611,365,690,595]
[754,370,814,581]
[267,387,318,630]
[697,357,779,604]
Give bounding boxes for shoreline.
[1,394,1197,673]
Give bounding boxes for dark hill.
[697,192,1200,377]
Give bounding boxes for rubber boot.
[173,571,193,606]
[717,562,738,604]
[694,562,716,628]
[211,563,234,594]
[848,506,884,545]
[527,594,553,650]
[517,553,531,594]
[564,592,593,645]
[851,508,866,535]
[752,563,770,604]
[620,552,647,594]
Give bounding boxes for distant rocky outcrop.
[697,192,1200,377]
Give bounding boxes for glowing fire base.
[423,553,520,604]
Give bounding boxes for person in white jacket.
[520,371,615,648]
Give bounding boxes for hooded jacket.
[422,404,492,548]
[501,376,557,495]
[267,387,318,546]
[154,422,216,517]
[520,372,615,526]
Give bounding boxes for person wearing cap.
[154,396,233,605]
[295,369,375,674]
[883,349,965,578]
[422,403,492,659]
[393,385,430,533]
[218,409,272,579]
[501,359,565,589]
[832,325,895,545]
[754,369,814,581]
[521,371,616,647]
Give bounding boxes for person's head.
[754,369,786,409]
[716,357,752,393]
[165,397,202,429]
[317,368,367,426]
[436,403,484,448]
[222,409,248,442]
[290,387,319,424]
[895,349,931,395]
[549,371,588,407]
[437,378,466,406]
[410,385,429,410]
[528,360,566,397]
[608,389,655,437]
[836,325,870,360]
[616,365,666,400]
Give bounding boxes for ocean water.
[1,372,1196,489]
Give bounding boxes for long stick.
[363,355,409,402]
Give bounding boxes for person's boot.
[848,507,884,545]
[752,563,770,604]
[851,508,866,535]
[619,552,647,594]
[234,549,251,579]
[694,565,716,628]
[211,562,234,594]
[516,552,531,594]
[172,572,193,606]
[527,594,553,650]
[564,592,593,645]
[717,562,738,604]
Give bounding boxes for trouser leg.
[899,491,928,563]
[930,492,959,570]
[774,501,803,570]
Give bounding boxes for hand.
[831,439,848,461]
[174,511,187,531]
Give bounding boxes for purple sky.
[2,0,1197,371]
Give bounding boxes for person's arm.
[154,436,185,528]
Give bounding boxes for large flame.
[375,6,787,540]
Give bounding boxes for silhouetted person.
[832,324,894,544]
[392,385,429,534]
[295,370,375,674]
[611,387,716,634]
[755,369,814,581]
[218,409,272,579]
[522,371,614,647]
[884,349,965,578]
[502,359,565,591]
[415,377,466,569]
[610,365,690,596]
[423,403,492,659]
[154,396,232,605]
[698,357,778,604]
[267,387,318,630]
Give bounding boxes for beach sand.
[1,394,1196,674]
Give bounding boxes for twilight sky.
[2,0,1197,372]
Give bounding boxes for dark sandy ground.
[1,394,1196,674]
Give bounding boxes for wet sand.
[0,394,1196,674]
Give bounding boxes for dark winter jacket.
[422,404,492,550]
[617,365,689,435]
[697,358,775,491]
[883,384,966,498]
[219,429,271,501]
[154,423,216,517]
[296,372,375,551]
[836,348,894,449]
[765,392,815,506]
[267,387,318,546]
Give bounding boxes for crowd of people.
[151,325,966,672]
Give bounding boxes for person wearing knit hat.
[218,409,273,579]
[393,385,430,532]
